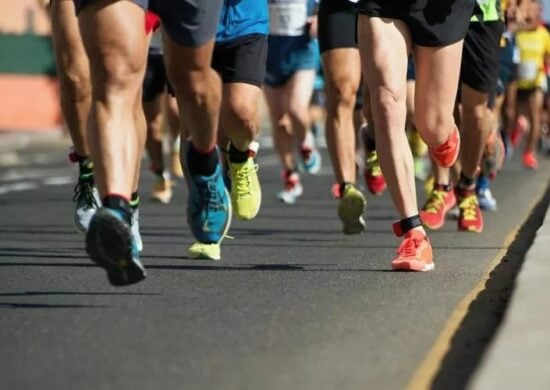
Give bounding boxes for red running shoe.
[420,185,457,230]
[364,150,387,195]
[392,230,434,272]
[429,127,460,168]
[457,188,484,233]
[522,150,539,170]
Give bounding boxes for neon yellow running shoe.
[228,141,261,220]
[188,242,221,261]
[338,183,367,235]
[408,128,428,158]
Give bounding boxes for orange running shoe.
[429,127,460,168]
[420,185,456,230]
[522,150,539,170]
[457,189,484,233]
[391,230,434,272]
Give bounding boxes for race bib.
[518,60,539,82]
[269,2,308,36]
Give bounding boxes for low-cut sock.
[102,194,132,225]
[457,172,476,192]
[228,142,249,163]
[187,143,219,176]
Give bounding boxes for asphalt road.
[0,147,549,390]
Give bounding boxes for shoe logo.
[202,221,211,233]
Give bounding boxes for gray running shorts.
[74,0,223,47]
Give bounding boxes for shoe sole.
[86,209,146,286]
[392,259,435,272]
[430,129,461,168]
[338,195,366,235]
[188,244,221,261]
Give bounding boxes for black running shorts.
[212,34,267,87]
[318,0,358,53]
[461,21,505,94]
[356,0,476,47]
[142,52,174,102]
[74,0,223,47]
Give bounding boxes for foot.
[420,185,456,230]
[477,188,497,211]
[277,171,303,205]
[151,174,173,204]
[188,242,221,261]
[228,141,261,220]
[300,145,322,175]
[131,206,143,253]
[73,178,101,233]
[364,150,387,196]
[522,150,539,170]
[338,183,367,235]
[86,207,146,286]
[457,188,484,233]
[391,230,434,272]
[429,127,460,168]
[183,144,232,244]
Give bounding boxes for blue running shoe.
[300,146,322,175]
[86,207,146,286]
[183,144,232,243]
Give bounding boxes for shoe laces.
[424,190,446,213]
[366,152,382,176]
[73,179,98,208]
[397,235,423,258]
[459,194,479,221]
[230,161,258,198]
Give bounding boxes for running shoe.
[420,185,456,230]
[73,177,101,233]
[522,150,539,170]
[338,183,367,235]
[86,207,146,286]
[277,171,303,204]
[429,127,460,168]
[511,115,528,148]
[188,242,221,261]
[183,144,232,244]
[228,141,261,220]
[300,145,322,175]
[364,150,387,195]
[391,230,434,272]
[457,189,484,233]
[408,129,428,158]
[131,206,143,252]
[151,174,173,204]
[482,130,505,180]
[477,188,497,211]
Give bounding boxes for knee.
[59,58,91,102]
[462,102,487,124]
[226,98,258,134]
[275,115,292,134]
[415,112,455,145]
[326,78,358,113]
[171,67,219,107]
[93,52,144,98]
[371,84,406,126]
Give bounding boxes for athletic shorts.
[142,52,174,102]
[356,0,475,47]
[517,87,542,102]
[461,21,504,94]
[318,0,358,53]
[74,0,223,47]
[407,57,416,81]
[265,36,319,87]
[212,34,267,87]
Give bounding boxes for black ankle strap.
[392,215,422,237]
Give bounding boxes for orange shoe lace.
[397,235,423,258]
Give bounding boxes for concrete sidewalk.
[470,195,550,390]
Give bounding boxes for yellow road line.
[406,193,545,390]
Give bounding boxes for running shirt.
[216,0,269,42]
[471,0,502,22]
[515,25,550,90]
[268,0,318,37]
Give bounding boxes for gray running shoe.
[131,207,143,252]
[73,179,100,233]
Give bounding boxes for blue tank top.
[216,0,269,43]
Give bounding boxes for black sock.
[103,195,131,224]
[458,173,476,190]
[434,183,452,192]
[364,132,376,152]
[187,144,219,176]
[340,182,353,196]
[228,142,249,163]
[130,192,139,210]
[78,156,94,183]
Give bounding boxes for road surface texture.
[1,145,549,390]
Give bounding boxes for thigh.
[414,40,464,127]
[50,0,88,71]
